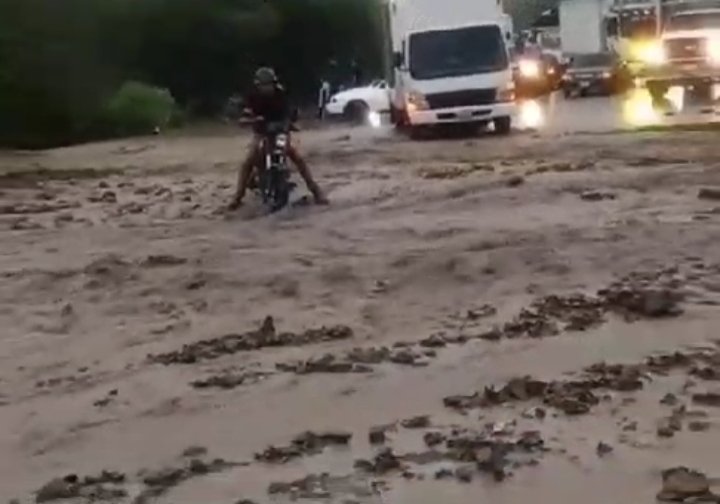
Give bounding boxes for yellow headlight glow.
[707,37,720,65]
[632,40,666,65]
[519,59,541,78]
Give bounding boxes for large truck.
[382,0,516,136]
[640,0,720,100]
[559,0,611,55]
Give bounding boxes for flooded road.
[3,112,720,503]
[519,85,720,133]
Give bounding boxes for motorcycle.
[252,118,296,212]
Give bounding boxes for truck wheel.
[493,116,512,135]
[647,81,668,103]
[344,101,369,125]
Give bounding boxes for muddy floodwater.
[2,121,720,503]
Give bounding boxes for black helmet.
[254,67,277,85]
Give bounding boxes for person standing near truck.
[317,79,331,119]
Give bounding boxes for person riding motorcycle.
[229,67,328,210]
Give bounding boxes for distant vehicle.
[381,0,516,137]
[559,0,609,56]
[324,80,391,124]
[643,6,720,101]
[562,52,631,97]
[514,53,564,98]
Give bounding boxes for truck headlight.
[406,90,429,112]
[518,59,541,78]
[637,41,666,65]
[497,81,515,102]
[707,37,720,65]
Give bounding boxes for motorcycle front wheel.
[268,168,291,212]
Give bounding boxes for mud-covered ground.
[2,124,720,503]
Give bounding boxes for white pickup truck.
[382,0,516,136]
[324,80,391,122]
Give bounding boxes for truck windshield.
[668,12,720,31]
[409,25,508,80]
[619,16,656,38]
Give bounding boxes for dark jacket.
[245,85,292,133]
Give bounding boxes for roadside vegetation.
[0,0,384,148]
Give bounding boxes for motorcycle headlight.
[518,59,541,78]
[707,37,720,65]
[275,134,288,148]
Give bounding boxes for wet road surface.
[519,85,720,133]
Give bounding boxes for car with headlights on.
[324,80,391,124]
[562,52,630,98]
[514,53,564,98]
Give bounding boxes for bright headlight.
[519,59,541,78]
[707,37,720,64]
[406,90,429,112]
[636,41,666,65]
[275,133,288,148]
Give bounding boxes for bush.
[98,81,177,136]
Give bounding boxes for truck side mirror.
[393,51,403,69]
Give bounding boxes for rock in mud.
[516,431,544,452]
[36,476,80,502]
[423,431,445,447]
[401,415,431,429]
[435,468,454,480]
[276,353,372,375]
[355,449,403,475]
[142,467,186,488]
[661,393,680,406]
[36,471,126,503]
[372,448,402,474]
[88,191,117,204]
[476,444,508,482]
[191,370,271,389]
[419,334,447,348]
[149,316,353,364]
[580,190,616,202]
[141,254,187,267]
[443,392,483,411]
[522,407,547,420]
[369,426,390,445]
[182,445,208,458]
[256,431,352,463]
[658,467,712,502]
[688,421,711,432]
[698,188,720,201]
[506,175,525,187]
[600,285,682,318]
[596,442,613,457]
[692,392,720,407]
[389,350,417,366]
[455,466,474,483]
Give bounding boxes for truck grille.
[425,89,497,110]
[665,37,705,60]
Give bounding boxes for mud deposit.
[3,127,720,503]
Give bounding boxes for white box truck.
[383,0,516,136]
[559,0,609,55]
